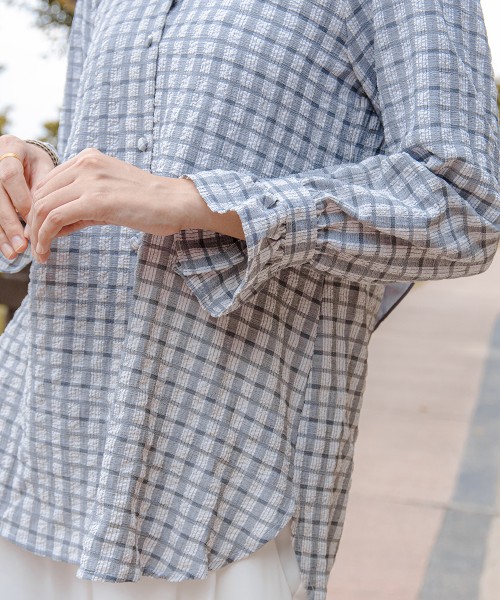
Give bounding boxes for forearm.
[179,177,245,241]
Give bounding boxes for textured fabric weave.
[0,518,307,600]
[0,1,499,599]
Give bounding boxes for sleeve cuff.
[172,169,319,317]
[0,247,32,274]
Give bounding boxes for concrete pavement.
[328,252,500,600]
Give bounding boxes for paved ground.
[328,252,500,600]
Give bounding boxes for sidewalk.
[328,252,500,600]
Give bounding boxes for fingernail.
[1,243,15,259]
[12,236,26,252]
[24,224,31,238]
[36,244,44,254]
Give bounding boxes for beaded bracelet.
[24,139,61,168]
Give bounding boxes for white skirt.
[0,519,308,600]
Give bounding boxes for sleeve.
[172,0,500,318]
[0,0,96,274]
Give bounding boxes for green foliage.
[0,108,11,136]
[39,120,59,147]
[0,66,9,136]
[33,2,74,146]
[0,115,9,136]
[33,0,74,29]
[0,305,8,335]
[0,0,74,30]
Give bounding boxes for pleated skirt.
[0,518,308,600]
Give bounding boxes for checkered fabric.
[0,1,499,598]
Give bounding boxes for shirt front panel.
[0,2,385,600]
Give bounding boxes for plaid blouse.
[0,1,499,598]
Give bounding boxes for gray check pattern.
[0,1,499,599]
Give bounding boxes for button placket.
[137,4,173,170]
[136,28,155,154]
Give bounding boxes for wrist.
[179,177,245,240]
[26,143,54,168]
[24,139,60,168]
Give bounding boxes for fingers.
[0,138,30,259]
[27,152,94,259]
[53,221,88,239]
[28,182,78,260]
[0,225,17,260]
[33,165,75,204]
[36,206,107,264]
[28,168,74,256]
[29,161,58,200]
[29,149,109,262]
[1,159,33,221]
[35,197,86,255]
[0,185,28,258]
[34,219,101,264]
[31,149,90,193]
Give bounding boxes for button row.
[138,31,155,151]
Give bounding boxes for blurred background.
[0,1,499,599]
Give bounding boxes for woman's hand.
[27,147,245,264]
[0,134,55,260]
[27,148,195,263]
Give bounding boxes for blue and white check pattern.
[0,1,499,599]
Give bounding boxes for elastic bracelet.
[24,139,61,168]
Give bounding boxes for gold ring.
[0,152,23,166]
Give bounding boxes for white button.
[130,236,141,252]
[137,136,149,152]
[145,34,154,47]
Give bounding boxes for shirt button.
[145,34,154,47]
[137,136,149,152]
[261,194,277,209]
[130,235,141,252]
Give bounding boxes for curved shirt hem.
[0,497,311,593]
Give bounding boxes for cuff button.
[261,194,278,209]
